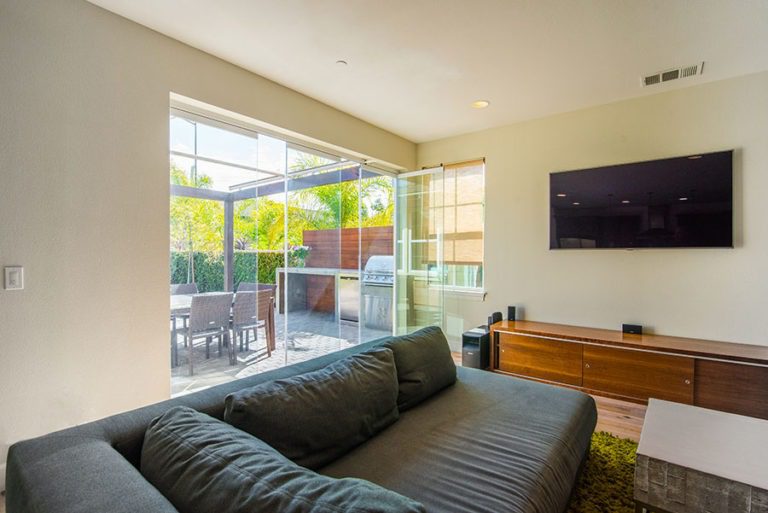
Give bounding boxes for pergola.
[171,162,387,291]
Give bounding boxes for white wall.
[418,72,768,349]
[0,0,415,488]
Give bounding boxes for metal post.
[224,199,234,292]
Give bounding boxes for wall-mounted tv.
[550,150,733,249]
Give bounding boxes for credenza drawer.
[583,346,694,404]
[497,333,582,386]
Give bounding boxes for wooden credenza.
[489,321,768,420]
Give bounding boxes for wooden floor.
[592,394,646,442]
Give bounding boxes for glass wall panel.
[284,166,345,365]
[395,168,445,334]
[196,123,258,167]
[169,109,396,396]
[170,115,195,153]
[170,197,225,292]
[443,160,485,289]
[360,170,395,342]
[222,132,293,377]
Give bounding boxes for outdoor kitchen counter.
[276,267,359,276]
[276,268,360,319]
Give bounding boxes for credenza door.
[497,333,583,386]
[694,360,768,419]
[583,346,694,404]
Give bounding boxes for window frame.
[440,159,486,294]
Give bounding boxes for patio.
[171,310,391,396]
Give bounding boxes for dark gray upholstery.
[224,347,400,469]
[321,367,596,513]
[6,341,387,513]
[141,406,425,513]
[383,326,457,410]
[6,331,596,513]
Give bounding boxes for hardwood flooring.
[592,394,646,442]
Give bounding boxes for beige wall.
[418,72,768,350]
[0,0,415,487]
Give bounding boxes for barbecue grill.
[361,255,394,330]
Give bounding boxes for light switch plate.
[4,266,24,290]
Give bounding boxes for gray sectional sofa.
[6,327,597,513]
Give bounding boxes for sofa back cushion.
[224,347,399,469]
[141,406,425,513]
[383,326,457,411]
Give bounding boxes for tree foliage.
[170,164,394,255]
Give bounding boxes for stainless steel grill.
[362,255,394,330]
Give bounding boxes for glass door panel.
[359,169,395,342]
[285,165,345,364]
[234,133,287,377]
[395,167,445,335]
[169,197,225,292]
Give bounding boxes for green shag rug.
[567,431,638,513]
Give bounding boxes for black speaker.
[507,306,516,321]
[622,324,643,335]
[462,326,490,369]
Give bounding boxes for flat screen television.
[550,150,733,249]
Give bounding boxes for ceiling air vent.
[644,74,661,86]
[642,61,704,87]
[661,69,680,82]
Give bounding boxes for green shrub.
[171,251,287,292]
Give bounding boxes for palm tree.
[289,154,394,230]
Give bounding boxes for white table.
[634,399,768,513]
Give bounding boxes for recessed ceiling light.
[687,155,702,160]
[572,202,580,206]
[621,200,631,204]
[557,193,567,197]
[679,197,689,201]
[336,59,348,66]
[471,100,490,109]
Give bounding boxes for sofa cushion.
[320,367,597,513]
[224,347,399,469]
[140,406,425,513]
[383,326,457,410]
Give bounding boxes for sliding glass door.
[169,107,399,395]
[395,167,445,334]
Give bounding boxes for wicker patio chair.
[232,291,272,359]
[170,283,198,295]
[170,282,198,350]
[186,292,234,375]
[236,282,275,293]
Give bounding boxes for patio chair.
[232,291,272,359]
[236,282,275,293]
[170,283,198,295]
[257,289,276,353]
[170,282,198,349]
[186,292,234,375]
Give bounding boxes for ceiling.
[88,0,768,143]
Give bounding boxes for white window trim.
[444,286,487,301]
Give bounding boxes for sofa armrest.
[6,436,177,513]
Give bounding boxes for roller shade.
[433,159,484,265]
